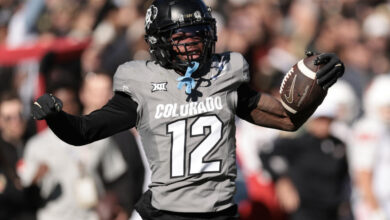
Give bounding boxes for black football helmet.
[144,0,217,73]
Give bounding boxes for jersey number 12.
[167,115,223,178]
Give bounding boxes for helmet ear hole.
[151,48,170,67]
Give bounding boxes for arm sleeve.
[236,83,261,122]
[46,92,138,146]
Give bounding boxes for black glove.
[31,93,63,120]
[313,53,345,90]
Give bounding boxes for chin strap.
[177,62,199,94]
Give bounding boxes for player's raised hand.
[314,53,345,90]
[31,94,63,120]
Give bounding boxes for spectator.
[0,91,40,220]
[262,96,351,220]
[20,82,127,220]
[349,74,390,220]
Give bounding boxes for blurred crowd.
[1,0,390,220]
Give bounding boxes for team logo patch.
[151,82,168,92]
[145,5,158,29]
[194,11,202,21]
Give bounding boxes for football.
[279,55,327,115]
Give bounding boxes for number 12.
[167,115,223,178]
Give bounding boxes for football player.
[31,0,345,219]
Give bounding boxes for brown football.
[279,55,327,115]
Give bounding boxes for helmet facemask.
[144,0,217,74]
[166,25,215,73]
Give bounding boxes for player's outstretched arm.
[31,92,138,145]
[237,52,344,131]
[237,88,300,131]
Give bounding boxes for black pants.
[290,206,338,220]
[135,190,239,220]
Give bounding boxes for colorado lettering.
[155,96,223,119]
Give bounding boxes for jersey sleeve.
[46,92,137,146]
[348,118,383,171]
[113,61,144,108]
[241,54,251,84]
[229,53,261,120]
[230,52,251,85]
[225,52,252,114]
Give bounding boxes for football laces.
[280,67,294,94]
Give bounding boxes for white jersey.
[20,129,127,220]
[113,52,250,212]
[235,119,279,176]
[349,118,390,219]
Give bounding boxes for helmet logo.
[194,11,202,21]
[145,5,158,29]
[151,82,168,92]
